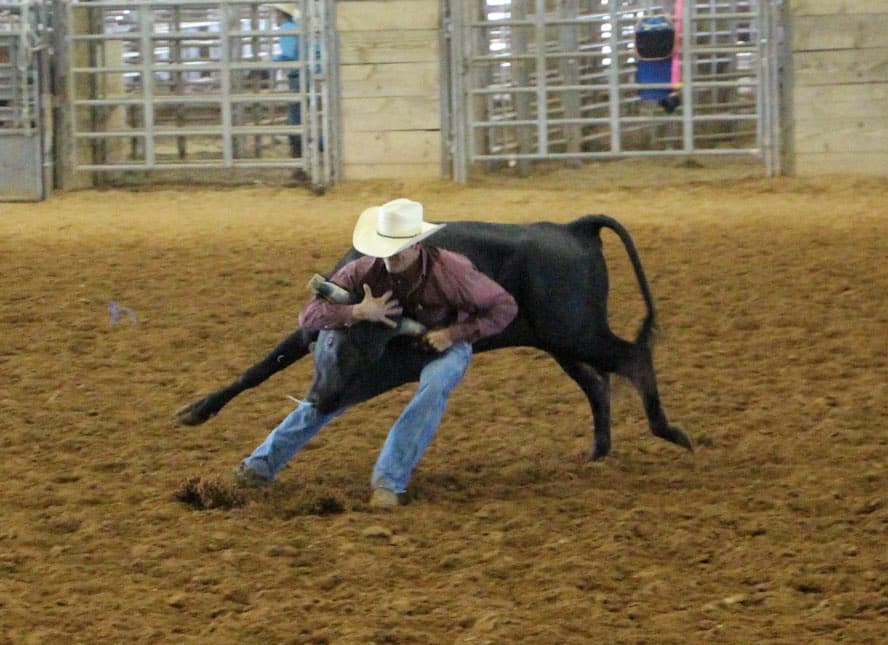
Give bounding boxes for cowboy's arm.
[447,273,517,344]
[429,252,518,349]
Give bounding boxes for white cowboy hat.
[269,4,300,19]
[352,198,445,258]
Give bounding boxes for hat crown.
[352,197,443,258]
[377,199,424,239]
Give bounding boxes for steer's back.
[426,217,612,352]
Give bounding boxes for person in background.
[270,4,306,180]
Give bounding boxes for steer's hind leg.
[617,341,692,452]
[554,355,612,460]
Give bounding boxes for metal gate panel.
[446,0,782,181]
[65,0,335,190]
[0,0,52,201]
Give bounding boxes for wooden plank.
[794,118,888,154]
[342,96,440,132]
[339,62,439,99]
[793,14,888,51]
[793,48,888,86]
[343,162,441,180]
[339,29,438,65]
[337,0,438,32]
[790,0,888,17]
[794,152,888,175]
[794,83,888,120]
[342,130,441,165]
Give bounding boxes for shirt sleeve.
[298,257,374,330]
[438,251,518,344]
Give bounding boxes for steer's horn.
[396,317,427,337]
[309,274,427,336]
[308,273,356,304]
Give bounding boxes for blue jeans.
[242,342,472,493]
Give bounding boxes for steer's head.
[305,318,426,413]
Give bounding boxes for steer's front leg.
[176,327,317,425]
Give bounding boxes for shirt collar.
[417,244,429,279]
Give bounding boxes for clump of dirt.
[174,475,246,510]
[306,495,346,516]
[274,492,347,517]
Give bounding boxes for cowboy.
[234,199,518,508]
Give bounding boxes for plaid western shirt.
[299,244,517,344]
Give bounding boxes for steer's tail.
[580,215,692,455]
[586,214,658,348]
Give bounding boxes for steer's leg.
[176,327,316,425]
[616,339,692,452]
[554,355,612,460]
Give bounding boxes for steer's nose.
[305,391,339,415]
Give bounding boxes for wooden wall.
[790,0,888,175]
[337,0,441,180]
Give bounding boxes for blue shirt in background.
[274,18,300,65]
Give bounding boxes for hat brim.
[269,4,300,18]
[352,207,445,258]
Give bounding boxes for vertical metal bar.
[219,1,233,167]
[770,0,782,175]
[756,0,767,171]
[320,0,333,186]
[307,0,321,188]
[172,5,186,160]
[139,1,155,168]
[534,0,546,155]
[607,0,620,153]
[65,0,78,173]
[230,1,242,160]
[681,0,693,153]
[249,1,261,158]
[764,0,780,176]
[438,0,453,175]
[325,0,341,183]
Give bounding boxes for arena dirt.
[1,160,886,643]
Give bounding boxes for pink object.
[672,0,683,88]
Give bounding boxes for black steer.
[177,215,691,460]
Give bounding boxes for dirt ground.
[1,159,886,644]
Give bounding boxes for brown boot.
[369,487,401,510]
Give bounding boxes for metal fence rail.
[446,0,782,181]
[65,0,335,190]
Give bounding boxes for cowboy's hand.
[352,284,402,328]
[424,328,454,353]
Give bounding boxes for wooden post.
[61,3,95,189]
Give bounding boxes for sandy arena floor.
[1,160,886,643]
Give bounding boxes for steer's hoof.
[664,424,694,452]
[176,399,213,426]
[589,443,611,461]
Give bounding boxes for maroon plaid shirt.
[299,245,517,344]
